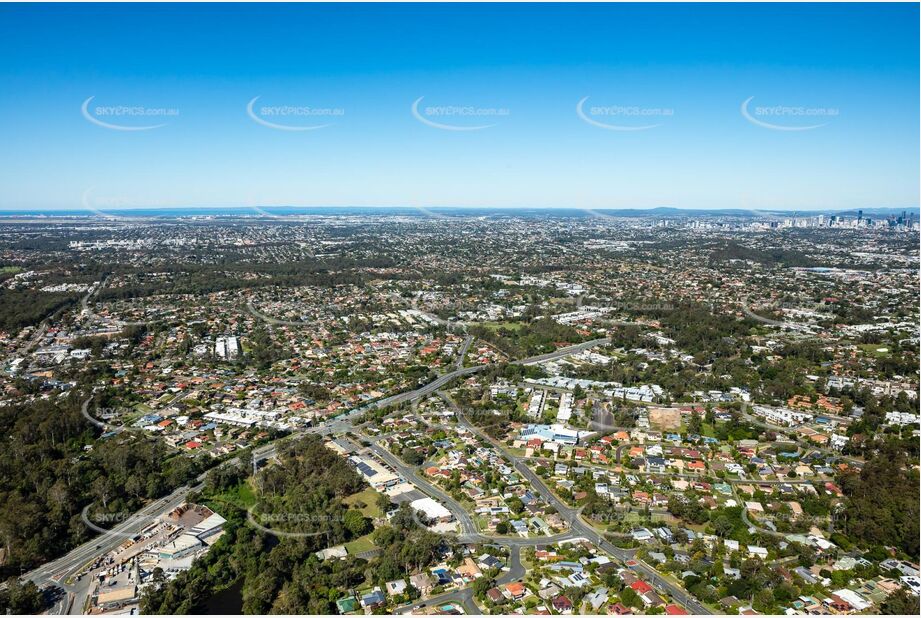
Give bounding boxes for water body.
[1,206,897,219]
[201,580,244,615]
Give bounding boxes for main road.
[24,438,287,608]
[24,478,205,593]
[364,439,479,538]
[440,393,711,614]
[355,337,611,413]
[23,334,611,612]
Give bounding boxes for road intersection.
[22,332,715,615]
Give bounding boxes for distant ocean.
[0,206,694,219]
[0,206,916,219]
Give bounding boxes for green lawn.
[480,321,525,331]
[474,515,492,533]
[343,487,384,518]
[622,512,642,524]
[344,534,376,554]
[679,419,719,438]
[206,480,257,509]
[857,343,891,358]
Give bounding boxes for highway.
[509,337,611,366]
[739,294,814,332]
[363,365,485,410]
[5,276,105,364]
[22,333,612,613]
[354,337,611,415]
[249,297,611,413]
[455,335,473,369]
[23,438,282,613]
[24,478,204,592]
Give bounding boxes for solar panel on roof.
[356,462,377,477]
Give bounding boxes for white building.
[410,497,453,523]
[215,335,239,360]
[203,407,280,428]
[885,411,920,426]
[752,405,813,426]
[158,534,202,560]
[557,392,574,422]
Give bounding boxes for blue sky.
[0,2,917,211]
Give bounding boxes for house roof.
[630,580,653,593]
[665,604,689,615]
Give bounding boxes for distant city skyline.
[0,2,918,211]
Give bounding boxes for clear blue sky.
[0,2,917,211]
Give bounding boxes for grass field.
[344,534,376,554]
[207,480,257,510]
[480,321,525,331]
[474,515,491,533]
[858,343,892,358]
[343,487,384,518]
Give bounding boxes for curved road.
[439,393,710,614]
[355,337,611,414]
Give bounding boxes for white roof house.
[410,497,453,522]
[832,589,871,611]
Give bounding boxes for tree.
[881,589,920,615]
[688,410,703,435]
[713,515,734,538]
[472,576,494,598]
[375,493,392,514]
[839,442,920,558]
[705,406,715,425]
[619,586,641,608]
[343,510,371,537]
[400,447,424,466]
[0,578,44,614]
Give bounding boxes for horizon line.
[1,205,918,214]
